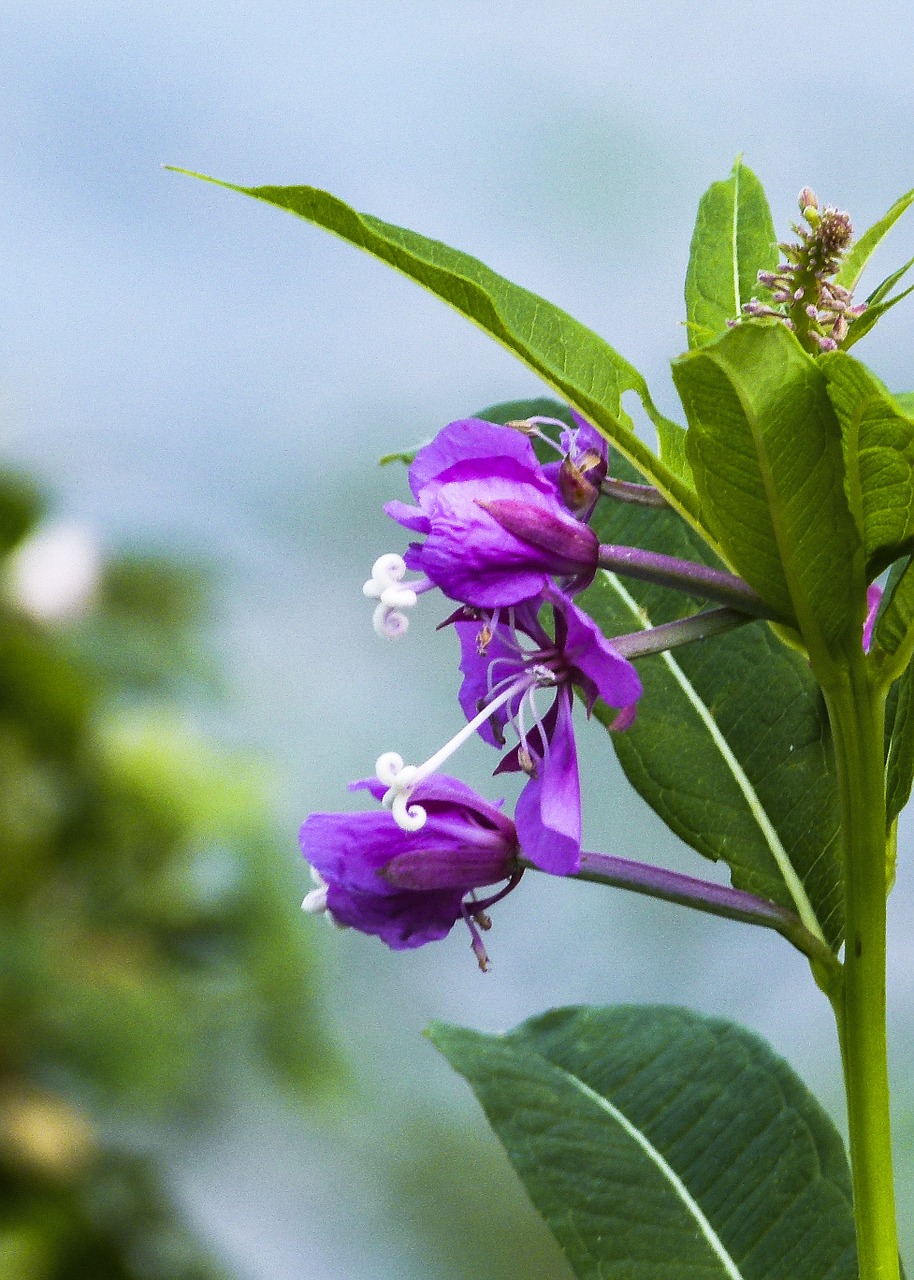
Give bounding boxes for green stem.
[823,659,899,1279]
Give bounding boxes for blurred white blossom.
[6,523,102,624]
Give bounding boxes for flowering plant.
[176,160,914,1278]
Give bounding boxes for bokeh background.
[2,1,914,1275]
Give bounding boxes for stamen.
[461,902,491,971]
[363,553,430,638]
[376,675,536,832]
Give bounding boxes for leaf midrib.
[605,571,827,944]
[555,1063,745,1280]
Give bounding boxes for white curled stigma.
[376,751,427,831]
[363,553,419,638]
[375,675,537,833]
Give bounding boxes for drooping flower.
[300,775,521,968]
[382,418,600,609]
[376,587,642,877]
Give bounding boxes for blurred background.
[1,1,914,1275]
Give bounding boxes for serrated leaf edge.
[556,1063,745,1280]
[605,571,828,944]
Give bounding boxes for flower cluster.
[301,411,768,967]
[739,187,866,352]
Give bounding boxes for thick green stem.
[823,661,899,1279]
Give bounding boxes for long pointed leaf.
[429,1006,856,1280]
[836,187,914,291]
[844,280,914,351]
[169,168,703,522]
[685,159,776,349]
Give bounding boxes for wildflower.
[377,588,642,877]
[300,775,521,968]
[382,418,600,609]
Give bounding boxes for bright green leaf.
[684,159,777,349]
[429,1006,856,1280]
[836,187,914,292]
[579,463,842,949]
[168,169,701,521]
[820,351,914,574]
[864,252,914,307]
[673,322,863,661]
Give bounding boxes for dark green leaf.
[580,465,842,949]
[820,351,914,574]
[886,657,914,828]
[673,322,863,660]
[429,1005,856,1280]
[684,159,777,349]
[836,187,914,292]
[169,169,701,520]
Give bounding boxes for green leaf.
[895,392,914,415]
[836,187,914,292]
[885,656,914,828]
[168,169,699,518]
[579,463,842,949]
[864,251,914,308]
[820,351,914,574]
[428,1005,856,1280]
[684,159,777,349]
[843,257,914,351]
[673,322,863,660]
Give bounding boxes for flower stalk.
[597,544,782,619]
[532,850,840,974]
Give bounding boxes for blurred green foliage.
[0,471,332,1278]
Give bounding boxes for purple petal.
[384,499,431,535]
[863,582,882,652]
[408,418,538,497]
[419,461,576,606]
[326,881,466,949]
[550,588,642,714]
[455,618,523,747]
[513,692,581,875]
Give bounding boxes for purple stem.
[521,849,837,971]
[609,607,754,659]
[598,544,784,621]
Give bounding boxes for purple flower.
[450,588,641,875]
[384,419,600,609]
[300,775,521,967]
